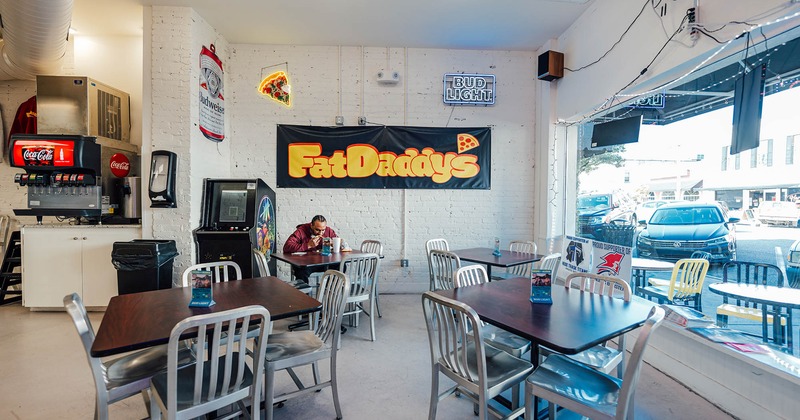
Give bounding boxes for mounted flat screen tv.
[590,115,642,148]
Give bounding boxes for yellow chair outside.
[639,258,709,311]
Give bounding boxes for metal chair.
[64,293,194,420]
[429,249,461,291]
[560,273,632,377]
[524,306,666,420]
[492,240,538,280]
[716,261,788,345]
[454,264,531,409]
[360,239,384,317]
[536,253,561,279]
[638,258,709,311]
[425,238,450,290]
[339,253,380,341]
[253,248,312,294]
[422,291,534,420]
[149,305,270,420]
[264,270,350,420]
[181,261,242,287]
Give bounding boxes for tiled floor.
[0,294,733,419]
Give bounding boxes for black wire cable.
[607,14,689,108]
[564,0,651,73]
[697,28,724,44]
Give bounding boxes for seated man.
[283,215,340,281]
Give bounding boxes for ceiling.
[71,0,593,50]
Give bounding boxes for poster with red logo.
[199,44,224,142]
[590,240,632,281]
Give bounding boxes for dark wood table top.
[709,282,800,309]
[91,276,321,357]
[271,250,369,268]
[450,247,543,268]
[434,277,655,355]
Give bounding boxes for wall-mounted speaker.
[537,50,564,81]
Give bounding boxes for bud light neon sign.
[443,74,495,106]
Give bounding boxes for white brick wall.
[229,45,538,292]
[149,6,231,280]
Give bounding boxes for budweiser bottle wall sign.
[109,153,131,177]
[12,140,75,167]
[199,44,224,142]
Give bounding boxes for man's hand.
[308,235,321,248]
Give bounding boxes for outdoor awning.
[648,179,703,192]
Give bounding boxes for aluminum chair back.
[181,261,242,287]
[565,272,631,301]
[314,270,351,344]
[360,240,384,317]
[454,264,489,288]
[422,291,533,420]
[339,253,379,301]
[536,253,561,279]
[339,253,380,340]
[64,293,194,420]
[505,240,538,277]
[425,238,450,290]
[429,249,461,290]
[150,305,270,420]
[524,306,666,420]
[252,248,271,276]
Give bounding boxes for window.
[684,190,700,201]
[662,191,675,201]
[721,146,728,171]
[760,139,773,167]
[750,149,757,168]
[788,134,797,165]
[735,153,741,170]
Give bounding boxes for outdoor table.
[91,276,321,357]
[450,247,543,278]
[632,257,675,293]
[709,282,800,353]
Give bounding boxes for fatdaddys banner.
[277,125,491,189]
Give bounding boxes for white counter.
[21,224,141,310]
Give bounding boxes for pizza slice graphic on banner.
[259,71,291,107]
[457,133,479,153]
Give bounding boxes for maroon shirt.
[282,223,338,253]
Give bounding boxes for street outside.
[644,222,799,352]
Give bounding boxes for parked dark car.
[577,193,634,239]
[788,239,800,288]
[635,202,739,263]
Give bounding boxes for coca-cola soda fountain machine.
[10,134,105,224]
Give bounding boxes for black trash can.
[112,240,179,295]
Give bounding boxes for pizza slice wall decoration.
[457,133,479,153]
[259,71,292,107]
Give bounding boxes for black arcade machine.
[193,178,277,278]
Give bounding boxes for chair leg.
[429,367,440,420]
[510,383,522,415]
[140,389,151,417]
[524,384,534,420]
[369,297,376,342]
[617,334,627,378]
[265,367,276,420]
[149,390,161,420]
[549,401,556,420]
[331,353,343,420]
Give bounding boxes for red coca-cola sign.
[12,140,75,167]
[109,153,131,177]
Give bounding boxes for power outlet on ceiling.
[335,116,344,126]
